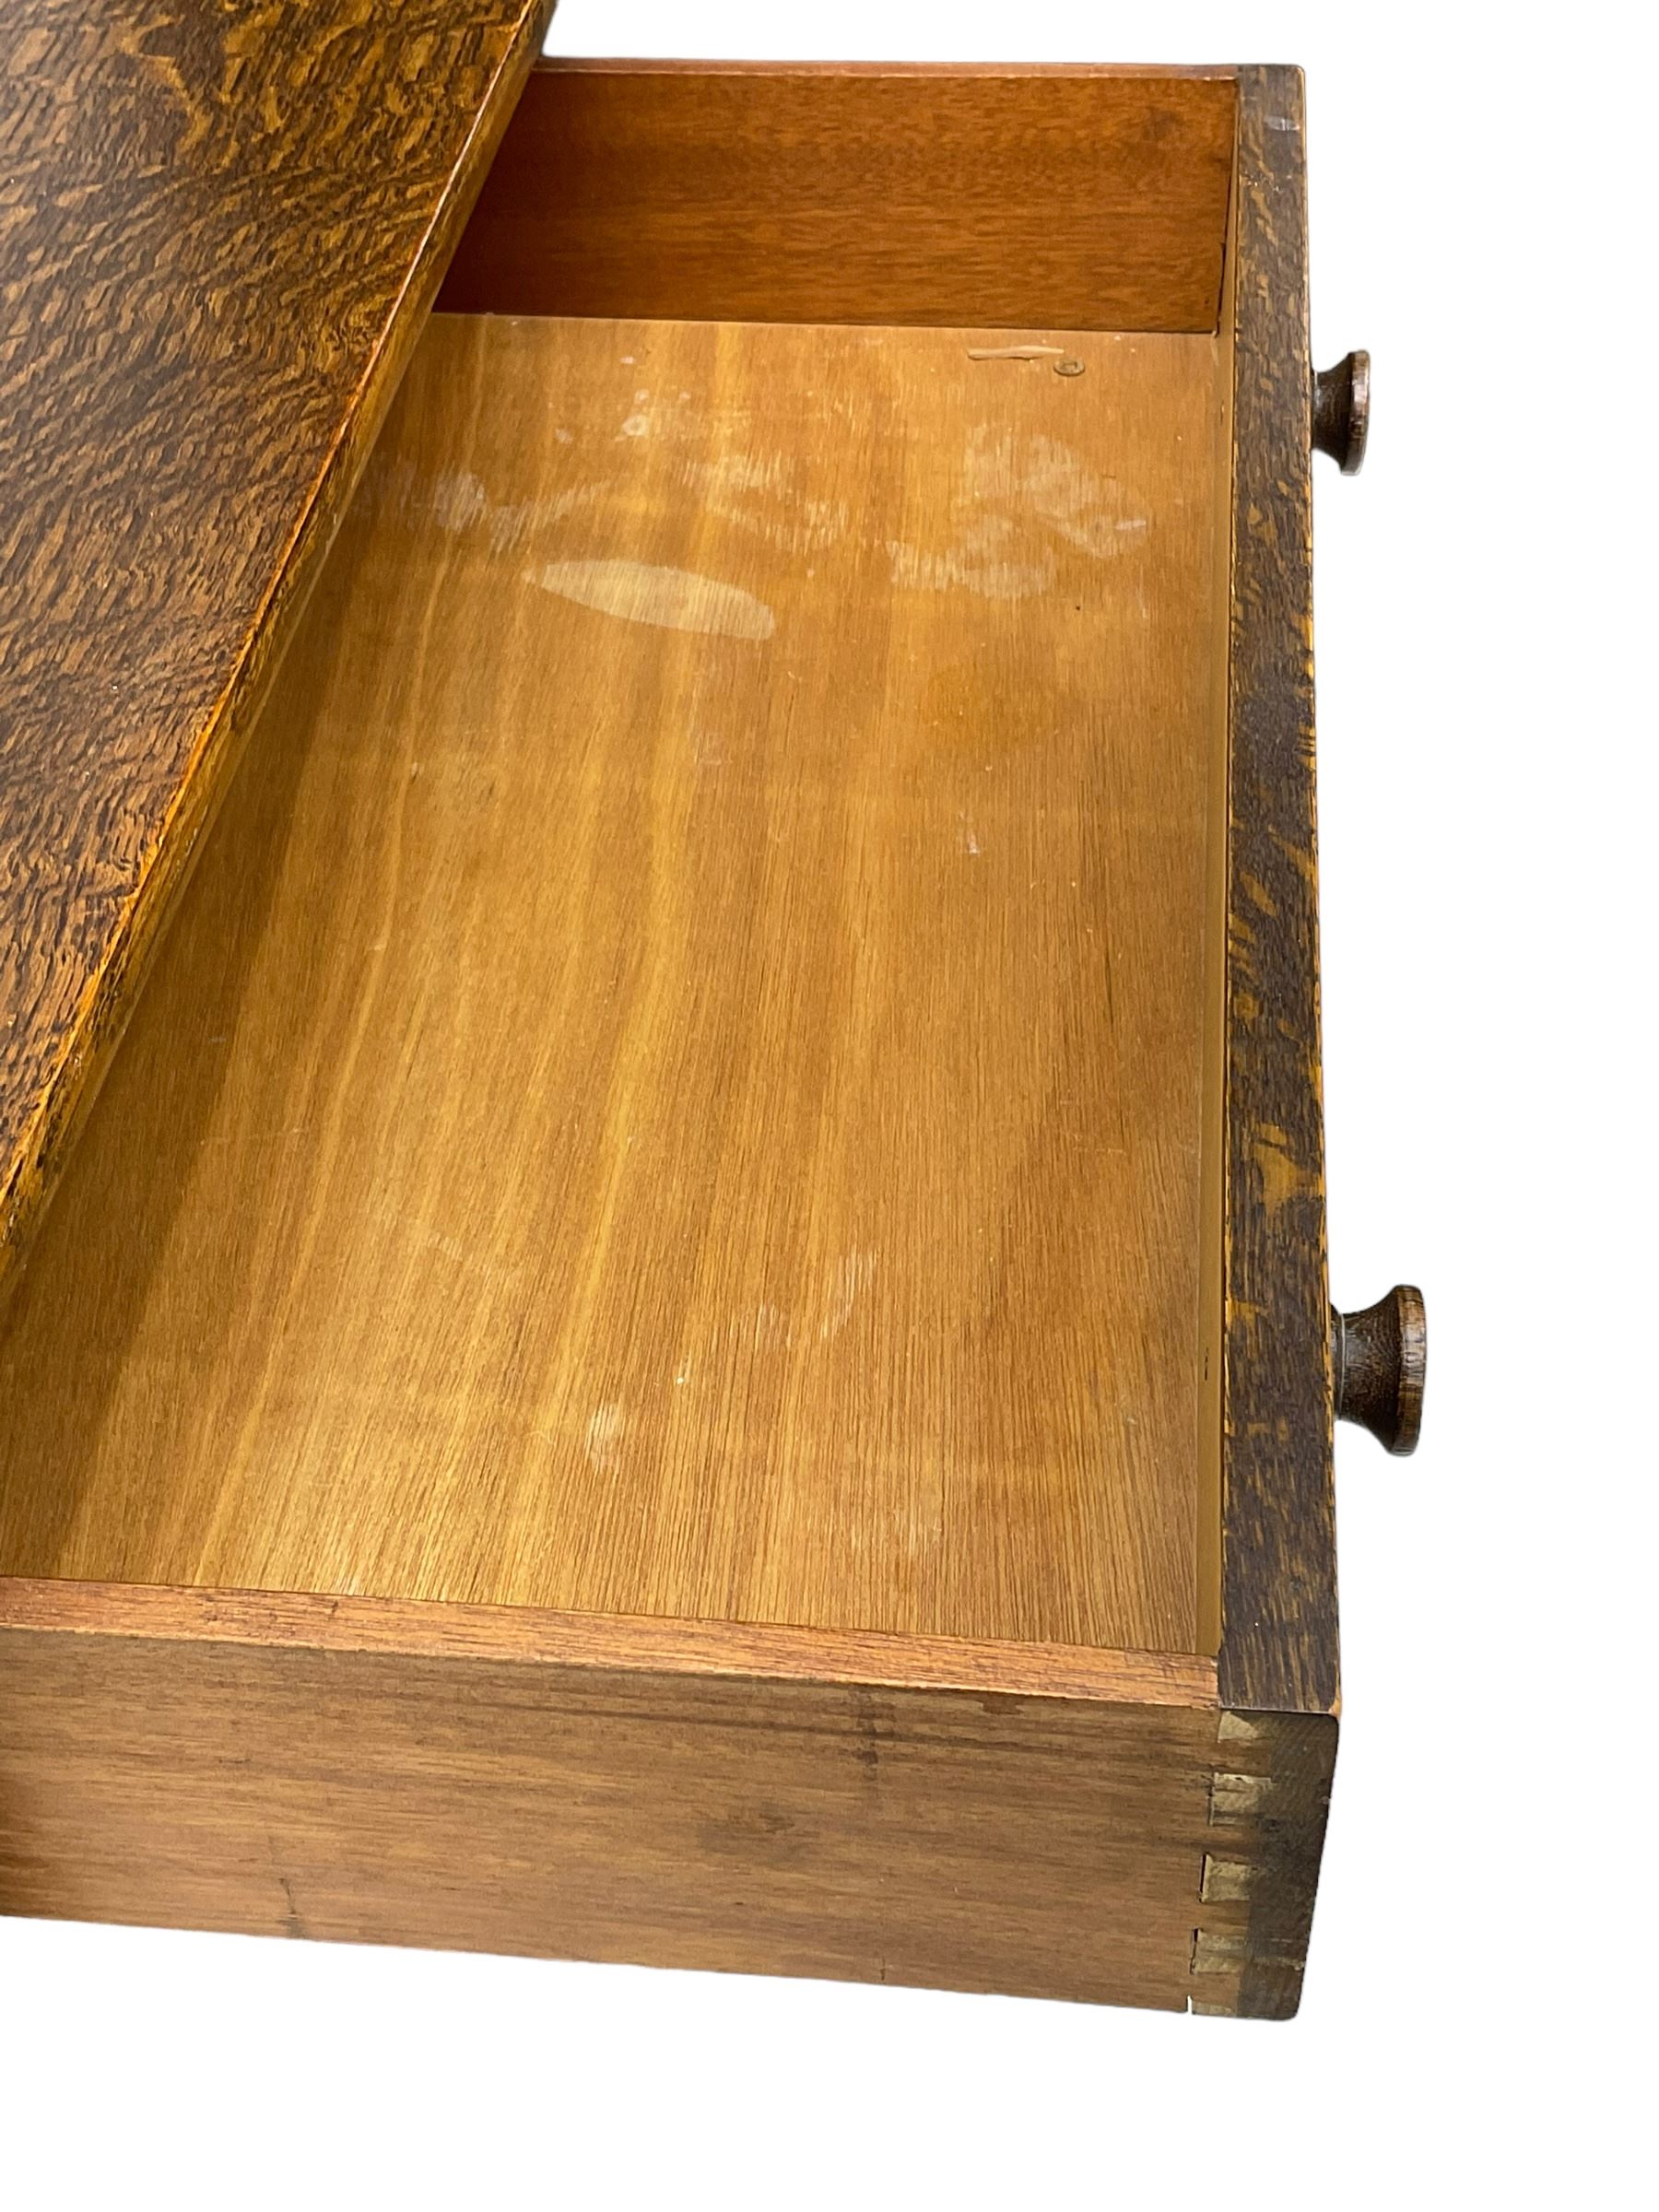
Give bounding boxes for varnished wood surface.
[0,0,554,1292]
[1332,1285,1427,1454]
[0,1581,1222,2006]
[1194,168,1241,1661]
[0,312,1225,1654]
[1217,69,1340,1721]
[1210,68,1341,2019]
[438,60,1236,333]
[0,1580,1218,1708]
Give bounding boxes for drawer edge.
[1218,65,1340,1724]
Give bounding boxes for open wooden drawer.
[0,45,1424,2018]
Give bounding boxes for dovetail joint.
[1199,1853,1256,1904]
[1190,1928,1249,1975]
[1208,1768,1272,1825]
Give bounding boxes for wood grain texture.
[1194,162,1241,1660]
[0,311,1225,1655]
[1217,67,1340,1718]
[436,61,1236,333]
[0,0,554,1295]
[0,1579,1218,1708]
[0,1582,1220,2009]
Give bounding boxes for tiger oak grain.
[0,0,554,1289]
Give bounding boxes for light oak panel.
[438,60,1236,332]
[0,312,1224,1653]
[0,1583,1220,2009]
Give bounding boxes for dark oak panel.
[438,60,1236,332]
[0,0,554,1292]
[1217,66,1339,1723]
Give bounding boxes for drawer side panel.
[0,1590,1218,2011]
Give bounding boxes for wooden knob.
[1331,1286,1426,1454]
[1312,350,1371,473]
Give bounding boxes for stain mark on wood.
[526,559,778,641]
[0,313,1224,1654]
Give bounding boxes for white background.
[4,3,1651,2204]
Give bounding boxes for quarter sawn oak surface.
[1218,68,1340,1722]
[0,0,553,1288]
[0,311,1224,1653]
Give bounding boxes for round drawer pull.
[1312,349,1371,473]
[1331,1285,1426,1453]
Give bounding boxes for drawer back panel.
[437,62,1237,335]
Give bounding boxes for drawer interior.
[0,66,1240,1663]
